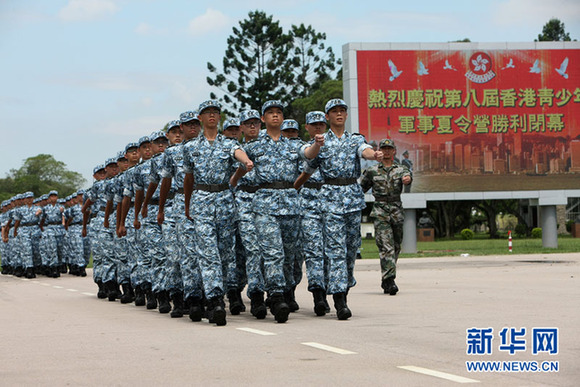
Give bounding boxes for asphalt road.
[1,253,578,386]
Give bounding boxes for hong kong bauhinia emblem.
[465,52,496,84]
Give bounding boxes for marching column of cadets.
[1,98,416,326]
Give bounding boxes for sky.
[1,0,579,188]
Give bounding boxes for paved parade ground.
[1,253,578,386]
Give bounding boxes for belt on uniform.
[194,183,229,192]
[375,195,401,202]
[175,188,184,194]
[90,212,98,218]
[238,185,259,193]
[46,221,62,226]
[303,182,323,189]
[324,178,357,186]
[148,198,161,205]
[71,222,83,225]
[258,181,294,190]
[166,192,176,200]
[20,223,38,227]
[99,206,106,211]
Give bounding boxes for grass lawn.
[360,234,580,259]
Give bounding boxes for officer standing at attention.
[300,99,383,320]
[401,150,413,193]
[360,139,412,295]
[182,100,253,326]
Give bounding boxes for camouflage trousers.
[114,232,131,285]
[177,210,203,300]
[141,204,169,293]
[89,217,104,282]
[254,213,299,295]
[123,208,142,288]
[374,215,404,281]
[16,227,39,268]
[100,215,117,283]
[40,225,64,269]
[323,210,361,295]
[161,202,185,297]
[67,225,86,268]
[236,193,263,296]
[83,235,91,267]
[301,211,328,292]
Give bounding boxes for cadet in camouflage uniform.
[1,200,12,275]
[301,99,383,320]
[360,138,412,295]
[159,114,206,322]
[64,191,87,276]
[182,100,253,326]
[101,158,122,300]
[230,110,265,318]
[40,191,65,278]
[12,192,41,278]
[135,131,172,314]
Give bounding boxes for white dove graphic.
[443,60,457,71]
[555,57,569,79]
[502,58,515,70]
[418,60,429,76]
[529,59,541,74]
[388,59,403,81]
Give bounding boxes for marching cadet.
[135,131,172,314]
[41,191,65,278]
[233,101,311,323]
[300,99,383,320]
[12,192,41,278]
[280,119,300,139]
[1,200,12,275]
[182,100,253,326]
[230,109,266,319]
[64,191,87,277]
[115,143,142,305]
[101,157,121,301]
[360,138,412,295]
[295,111,331,316]
[158,115,206,322]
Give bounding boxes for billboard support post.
[541,205,558,248]
[402,209,417,253]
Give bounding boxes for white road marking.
[52,285,63,289]
[66,288,78,292]
[398,366,479,384]
[237,327,277,336]
[301,342,357,355]
[82,292,94,297]
[40,283,51,287]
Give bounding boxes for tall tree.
[0,154,86,201]
[207,10,293,115]
[288,23,341,99]
[291,79,342,139]
[536,18,572,41]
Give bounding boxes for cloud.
[188,8,230,36]
[58,0,119,22]
[134,22,169,36]
[493,0,580,28]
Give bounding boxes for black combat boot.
[79,266,87,277]
[284,287,299,312]
[145,284,157,310]
[269,293,290,323]
[97,280,107,299]
[134,285,146,306]
[170,291,184,318]
[52,266,60,278]
[187,297,204,322]
[1,265,11,275]
[157,290,171,314]
[333,292,352,320]
[25,267,36,279]
[59,263,68,274]
[14,266,24,277]
[249,291,267,320]
[68,265,79,276]
[312,288,327,317]
[206,297,227,326]
[237,290,246,312]
[382,277,399,295]
[106,281,120,302]
[227,289,244,315]
[120,283,135,304]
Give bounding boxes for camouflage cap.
[150,131,167,142]
[324,98,348,113]
[305,111,326,124]
[49,190,58,196]
[116,151,127,161]
[23,191,34,198]
[138,136,151,147]
[105,157,117,167]
[261,100,284,115]
[281,119,299,131]
[239,109,261,123]
[167,120,182,132]
[379,138,396,148]
[179,111,199,124]
[93,164,105,174]
[124,142,139,153]
[198,100,221,114]
[403,150,409,156]
[223,118,240,131]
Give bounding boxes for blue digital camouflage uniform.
[87,179,107,283]
[14,204,42,269]
[134,154,167,293]
[160,141,203,302]
[100,176,118,283]
[111,171,132,286]
[303,129,371,295]
[182,133,241,300]
[66,201,86,269]
[122,165,142,288]
[82,192,91,267]
[40,203,65,270]
[244,130,302,295]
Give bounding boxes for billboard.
[352,44,580,193]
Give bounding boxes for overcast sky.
[1,0,579,187]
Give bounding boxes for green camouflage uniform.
[360,162,411,282]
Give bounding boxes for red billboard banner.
[356,48,580,192]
